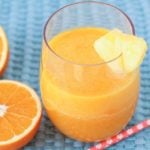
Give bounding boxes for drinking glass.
[40,1,139,142]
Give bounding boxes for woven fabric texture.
[0,0,150,149]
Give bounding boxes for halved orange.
[0,27,9,75]
[0,80,42,150]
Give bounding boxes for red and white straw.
[88,119,150,150]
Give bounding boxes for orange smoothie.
[40,27,140,142]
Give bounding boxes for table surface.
[0,0,150,149]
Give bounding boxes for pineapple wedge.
[94,29,147,73]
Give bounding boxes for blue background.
[0,0,150,149]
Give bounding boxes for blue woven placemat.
[0,0,150,149]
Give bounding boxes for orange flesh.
[40,27,140,141]
[0,29,9,76]
[0,38,2,57]
[0,83,37,141]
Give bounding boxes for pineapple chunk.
[94,29,147,73]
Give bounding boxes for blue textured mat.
[0,0,150,149]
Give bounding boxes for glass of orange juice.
[40,1,140,142]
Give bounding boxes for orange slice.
[0,27,9,75]
[0,80,42,150]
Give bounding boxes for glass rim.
[43,1,135,66]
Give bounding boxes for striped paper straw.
[88,119,150,150]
